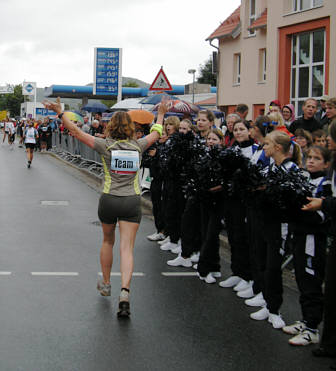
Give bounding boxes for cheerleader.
[167,112,213,266]
[283,145,331,345]
[250,131,302,329]
[219,120,258,292]
[243,116,274,305]
[303,122,336,366]
[197,129,225,283]
[160,116,183,252]
[145,128,168,242]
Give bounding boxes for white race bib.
[110,150,140,175]
[25,128,36,143]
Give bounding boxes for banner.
[0,110,7,120]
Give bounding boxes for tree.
[100,99,117,108]
[0,85,24,116]
[123,80,139,88]
[197,57,217,86]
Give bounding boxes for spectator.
[135,124,145,139]
[294,128,313,168]
[289,99,321,134]
[269,100,281,114]
[223,113,240,148]
[235,104,249,121]
[322,97,336,134]
[312,129,327,147]
[89,119,103,137]
[82,117,90,133]
[315,95,329,127]
[268,111,293,138]
[282,104,296,128]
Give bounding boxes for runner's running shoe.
[97,280,111,296]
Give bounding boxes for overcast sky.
[1,0,240,88]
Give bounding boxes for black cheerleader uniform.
[291,170,331,330]
[223,139,259,282]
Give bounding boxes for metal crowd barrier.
[52,132,103,177]
[51,132,151,194]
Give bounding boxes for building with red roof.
[207,0,335,119]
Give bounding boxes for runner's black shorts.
[98,193,142,224]
[25,143,35,149]
[9,134,15,142]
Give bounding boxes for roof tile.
[206,6,241,41]
[249,8,267,30]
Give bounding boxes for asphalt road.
[0,139,332,371]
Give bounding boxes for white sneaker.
[171,245,182,254]
[233,280,253,292]
[158,236,170,245]
[245,292,266,307]
[237,286,254,298]
[211,271,221,278]
[219,276,242,288]
[192,263,198,270]
[268,313,286,329]
[167,254,192,267]
[198,273,216,284]
[282,321,306,335]
[147,232,165,241]
[160,242,178,251]
[250,307,269,321]
[190,252,200,263]
[288,329,319,346]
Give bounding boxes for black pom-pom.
[260,167,314,218]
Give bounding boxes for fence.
[52,132,103,178]
[51,132,152,192]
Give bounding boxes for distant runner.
[23,121,39,168]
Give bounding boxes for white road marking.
[31,272,79,276]
[0,271,12,275]
[40,201,69,206]
[98,272,145,277]
[161,272,198,276]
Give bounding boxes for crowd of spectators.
[139,95,336,368]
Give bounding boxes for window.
[290,29,325,115]
[293,0,323,11]
[234,53,241,85]
[258,49,266,82]
[248,0,256,36]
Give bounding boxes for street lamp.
[188,69,196,104]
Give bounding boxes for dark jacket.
[289,116,321,134]
[315,109,329,127]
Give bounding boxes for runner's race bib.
[25,129,36,143]
[42,127,48,132]
[110,150,140,175]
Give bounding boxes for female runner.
[43,98,166,317]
